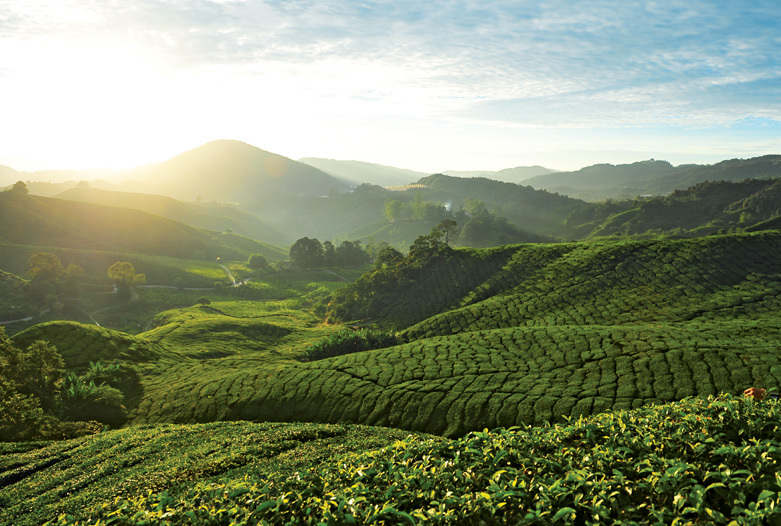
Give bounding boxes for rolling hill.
[563,177,781,238]
[10,232,781,440]
[56,186,292,247]
[0,190,283,263]
[126,140,348,203]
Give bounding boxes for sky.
[1,0,781,174]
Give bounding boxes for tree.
[385,199,403,222]
[247,254,269,270]
[323,241,336,267]
[107,261,145,300]
[290,237,325,268]
[27,253,84,310]
[335,240,371,267]
[11,180,28,194]
[28,252,64,282]
[375,246,404,268]
[434,218,458,246]
[0,328,64,414]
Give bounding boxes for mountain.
[648,154,781,194]
[55,186,292,247]
[126,140,348,203]
[299,158,429,187]
[443,165,557,183]
[524,155,781,200]
[522,159,681,200]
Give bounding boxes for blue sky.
[1,0,780,173]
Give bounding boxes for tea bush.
[46,395,781,525]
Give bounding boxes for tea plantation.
[3,395,780,525]
[10,232,781,437]
[5,231,781,523]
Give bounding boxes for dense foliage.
[301,328,400,361]
[0,422,423,526]
[41,395,781,525]
[0,327,127,441]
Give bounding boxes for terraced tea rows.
[11,232,781,438]
[403,232,781,339]
[129,320,781,436]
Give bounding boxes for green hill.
[0,190,282,263]
[56,186,292,248]
[8,232,779,440]
[417,173,582,236]
[564,178,781,238]
[524,155,781,201]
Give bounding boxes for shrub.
[195,297,211,305]
[59,372,126,426]
[301,329,399,361]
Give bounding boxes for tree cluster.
[27,252,84,312]
[324,221,456,323]
[290,238,371,269]
[384,192,448,223]
[0,328,128,441]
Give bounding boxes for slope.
[0,190,278,262]
[56,186,291,248]
[127,140,347,203]
[11,232,778,440]
[563,178,781,238]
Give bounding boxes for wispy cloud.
[1,0,780,170]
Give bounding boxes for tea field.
[6,231,781,523]
[3,395,780,525]
[10,232,781,437]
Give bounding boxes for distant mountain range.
[442,166,557,183]
[523,156,781,200]
[4,141,781,205]
[298,158,429,187]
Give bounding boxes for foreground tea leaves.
[47,394,781,525]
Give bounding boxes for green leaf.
[552,507,576,522]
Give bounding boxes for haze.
[1,0,780,174]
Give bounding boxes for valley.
[1,143,781,524]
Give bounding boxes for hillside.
[524,155,781,201]
[443,165,557,183]
[56,186,292,247]
[0,190,281,263]
[5,232,778,441]
[563,178,781,238]
[417,173,583,235]
[523,159,682,200]
[126,140,347,203]
[299,157,429,187]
